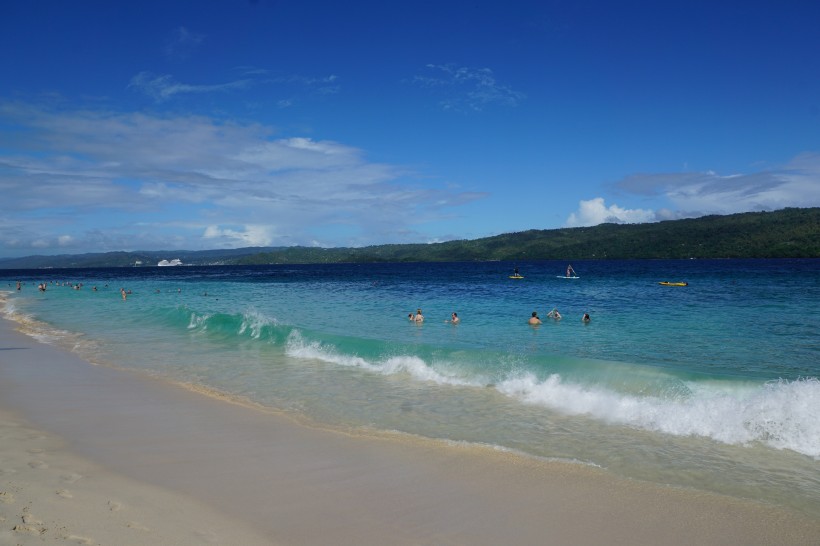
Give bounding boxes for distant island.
[1,208,818,269]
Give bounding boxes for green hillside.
[234,207,820,264]
[1,208,818,269]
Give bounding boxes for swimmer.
[528,311,542,325]
[547,308,562,320]
[446,312,460,324]
[582,313,591,323]
[414,309,424,323]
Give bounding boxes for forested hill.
[1,208,818,269]
[234,208,820,264]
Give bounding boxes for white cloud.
[0,101,483,254]
[129,72,252,102]
[566,155,820,228]
[203,225,274,247]
[615,156,820,216]
[566,198,656,227]
[413,64,525,111]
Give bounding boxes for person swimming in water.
[528,311,542,325]
[446,312,460,324]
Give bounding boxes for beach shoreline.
[1,316,818,545]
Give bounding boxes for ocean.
[1,259,818,517]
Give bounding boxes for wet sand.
[1,317,818,545]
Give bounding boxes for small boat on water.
[658,281,688,286]
[158,258,183,267]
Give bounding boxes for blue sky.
[1,1,819,257]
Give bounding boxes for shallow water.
[2,259,819,516]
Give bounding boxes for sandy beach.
[1,316,818,546]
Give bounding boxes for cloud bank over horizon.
[565,157,820,227]
[0,101,484,254]
[1,98,818,256]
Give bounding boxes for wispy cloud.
[567,156,820,226]
[617,158,820,215]
[268,74,340,94]
[129,72,252,102]
[164,26,205,61]
[0,101,483,253]
[412,64,525,111]
[129,68,341,105]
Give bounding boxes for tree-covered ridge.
[234,207,820,264]
[1,208,818,269]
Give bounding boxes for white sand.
[0,407,276,545]
[1,316,818,545]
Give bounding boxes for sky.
[1,1,819,258]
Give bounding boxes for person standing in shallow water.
[414,309,424,323]
[528,311,542,325]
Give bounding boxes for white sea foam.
[284,331,482,387]
[238,309,278,340]
[497,373,820,458]
[187,311,211,330]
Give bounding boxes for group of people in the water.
[408,309,461,324]
[408,265,591,326]
[13,280,144,301]
[528,310,590,325]
[409,307,589,325]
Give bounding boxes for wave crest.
[498,373,820,457]
[284,330,482,387]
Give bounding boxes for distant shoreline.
[1,208,818,269]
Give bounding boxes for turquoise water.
[2,259,819,516]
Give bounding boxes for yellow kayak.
[658,281,688,286]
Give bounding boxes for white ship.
[157,258,183,267]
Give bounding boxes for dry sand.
[1,316,818,545]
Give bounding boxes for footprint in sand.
[65,534,94,544]
[107,500,122,512]
[13,523,44,536]
[61,472,83,484]
[0,491,15,504]
[56,489,73,499]
[126,521,150,531]
[28,460,48,469]
[22,513,44,525]
[26,448,44,454]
